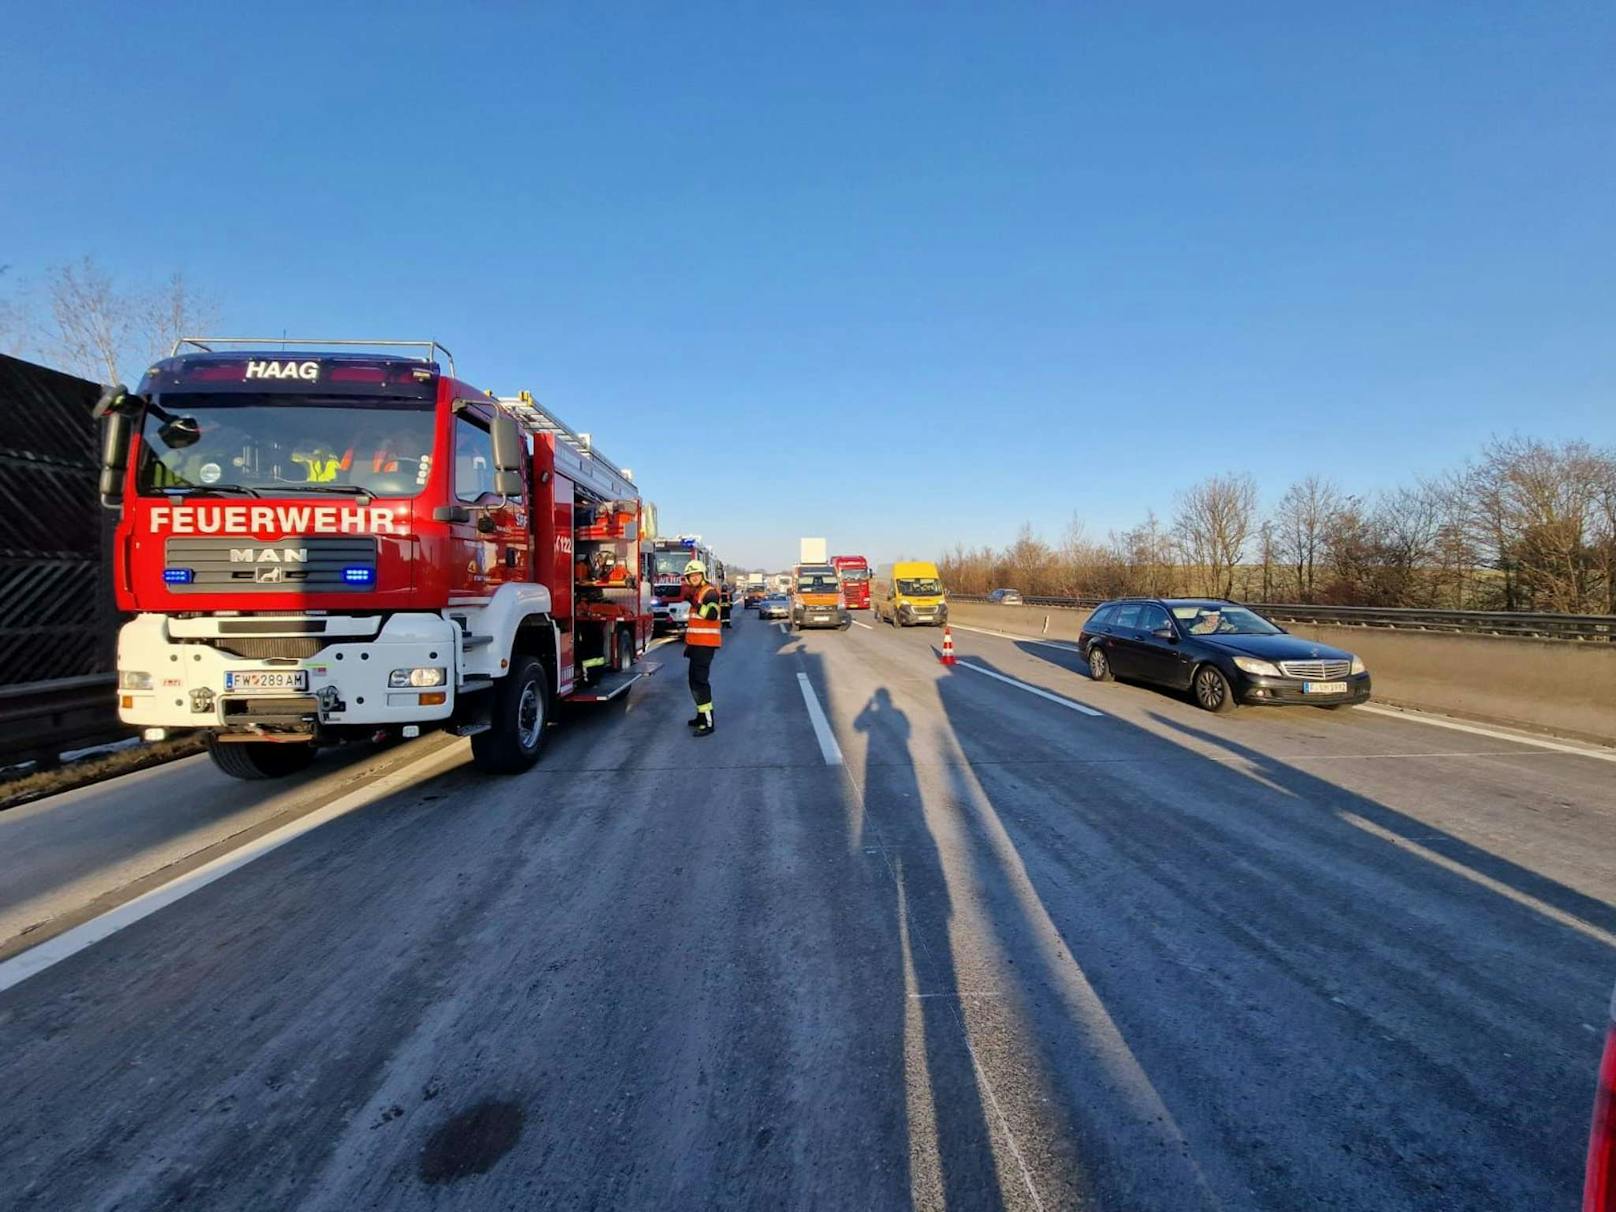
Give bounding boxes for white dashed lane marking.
[795,672,844,766]
[954,661,1104,717]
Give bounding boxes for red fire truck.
[95,339,655,780]
[831,554,871,609]
[647,535,733,632]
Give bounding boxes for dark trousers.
[685,645,715,711]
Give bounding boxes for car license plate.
[1302,680,1348,694]
[225,670,309,692]
[813,614,830,623]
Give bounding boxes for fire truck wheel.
[206,734,316,780]
[472,655,549,773]
[617,628,635,673]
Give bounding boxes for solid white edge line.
[796,672,844,766]
[777,622,788,634]
[1356,704,1616,764]
[852,619,874,630]
[0,740,468,996]
[956,660,1104,716]
[945,622,1082,652]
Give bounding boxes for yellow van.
[876,561,948,627]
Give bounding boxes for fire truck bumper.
[653,601,690,632]
[115,613,462,734]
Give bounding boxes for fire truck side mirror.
[493,469,524,497]
[95,384,135,509]
[490,413,523,473]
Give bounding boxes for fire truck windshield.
[135,396,437,498]
[651,552,695,578]
[838,567,870,582]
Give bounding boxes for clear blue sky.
[4,2,1613,569]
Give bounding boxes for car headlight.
[119,670,153,690]
[1232,656,1282,678]
[389,667,446,688]
[1350,655,1367,675]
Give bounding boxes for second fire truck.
[647,535,733,633]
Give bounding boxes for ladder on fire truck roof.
[172,337,457,378]
[496,391,640,506]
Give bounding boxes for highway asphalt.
[2,614,1613,1210]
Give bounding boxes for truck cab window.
[454,415,495,502]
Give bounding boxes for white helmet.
[683,559,707,577]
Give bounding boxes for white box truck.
[800,537,828,564]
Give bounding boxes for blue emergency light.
[163,568,194,584]
[342,566,375,585]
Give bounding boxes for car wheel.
[1087,646,1113,683]
[1192,664,1237,714]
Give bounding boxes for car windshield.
[839,569,869,582]
[1172,605,1282,636]
[136,395,437,497]
[897,578,942,595]
[798,574,838,593]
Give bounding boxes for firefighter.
[681,559,722,736]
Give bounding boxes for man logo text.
[230,548,309,564]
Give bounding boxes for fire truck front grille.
[206,637,325,660]
[165,538,378,593]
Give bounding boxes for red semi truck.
[831,554,871,609]
[96,338,654,780]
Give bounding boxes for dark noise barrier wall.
[0,354,124,766]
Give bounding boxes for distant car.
[987,588,1025,606]
[744,590,765,608]
[1078,597,1371,713]
[758,594,791,620]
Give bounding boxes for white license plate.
[1303,681,1348,694]
[813,615,831,622]
[225,670,309,692]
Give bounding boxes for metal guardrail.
[949,596,1616,641]
[0,675,126,768]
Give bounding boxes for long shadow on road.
[850,685,1010,1211]
[925,649,1608,1210]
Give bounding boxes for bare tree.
[1596,452,1616,615]
[1372,485,1445,606]
[42,256,135,382]
[143,270,218,367]
[1256,519,1276,602]
[1112,510,1175,597]
[1273,475,1340,602]
[16,256,220,382]
[1173,474,1257,598]
[1470,437,1607,613]
[938,439,1616,615]
[1423,472,1479,608]
[0,264,23,355]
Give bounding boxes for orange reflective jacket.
[685,583,722,648]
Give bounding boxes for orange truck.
[790,563,850,631]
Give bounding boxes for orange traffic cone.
[939,626,956,666]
